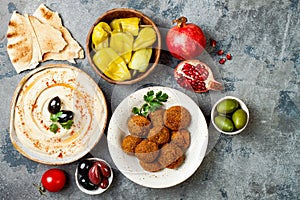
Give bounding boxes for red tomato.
[41,168,66,192]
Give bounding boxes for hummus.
[10,64,107,164]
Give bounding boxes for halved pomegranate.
[174,60,223,93]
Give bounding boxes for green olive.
[218,112,232,118]
[232,109,247,129]
[216,99,239,114]
[214,116,234,132]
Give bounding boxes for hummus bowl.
[9,64,108,165]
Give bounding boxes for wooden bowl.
[86,8,161,84]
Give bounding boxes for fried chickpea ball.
[121,135,143,155]
[166,154,185,169]
[171,129,191,152]
[158,143,183,168]
[149,108,165,127]
[148,126,170,146]
[127,115,151,138]
[139,160,163,172]
[135,139,159,163]
[163,106,191,131]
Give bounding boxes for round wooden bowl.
[86,8,161,84]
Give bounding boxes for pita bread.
[33,4,63,28]
[27,14,67,55]
[33,4,84,61]
[7,11,41,73]
[7,4,84,73]
[42,26,84,62]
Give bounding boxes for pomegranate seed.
[210,39,217,47]
[219,58,226,64]
[226,53,232,60]
[217,50,224,55]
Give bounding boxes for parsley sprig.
[60,120,74,129]
[132,90,168,117]
[50,111,62,122]
[50,111,74,134]
[50,123,59,133]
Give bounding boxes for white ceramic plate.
[9,64,107,165]
[107,86,208,188]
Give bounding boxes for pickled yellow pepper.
[110,17,140,36]
[128,48,152,72]
[93,47,131,81]
[110,32,134,63]
[92,22,111,50]
[133,27,156,51]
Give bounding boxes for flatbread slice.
[33,4,84,62]
[42,26,84,62]
[7,11,41,73]
[33,4,63,27]
[26,14,67,55]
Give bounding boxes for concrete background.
[0,0,299,199]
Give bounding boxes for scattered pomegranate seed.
[219,58,226,64]
[209,39,232,64]
[217,50,224,55]
[210,39,217,47]
[226,53,232,60]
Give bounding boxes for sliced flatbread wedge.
[42,26,84,63]
[33,4,63,27]
[7,11,41,73]
[26,14,67,55]
[33,4,84,62]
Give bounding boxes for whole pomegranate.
[174,60,223,93]
[166,17,206,60]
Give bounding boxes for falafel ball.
[127,115,151,137]
[121,135,143,155]
[171,129,191,152]
[149,108,165,127]
[163,106,191,131]
[158,143,183,167]
[139,160,163,172]
[135,139,159,163]
[166,154,185,169]
[148,126,170,146]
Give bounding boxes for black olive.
[48,96,61,114]
[78,160,92,176]
[78,175,98,190]
[58,110,74,123]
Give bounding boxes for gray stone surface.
[0,0,299,199]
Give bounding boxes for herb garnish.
[50,111,74,133]
[50,123,59,133]
[60,120,74,130]
[132,90,168,117]
[50,111,62,122]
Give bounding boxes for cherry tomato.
[41,169,66,192]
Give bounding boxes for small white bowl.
[75,158,113,195]
[211,96,249,135]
